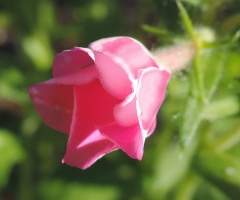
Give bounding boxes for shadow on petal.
[63,129,118,170]
[100,124,144,160]
[28,83,74,134]
[93,51,133,100]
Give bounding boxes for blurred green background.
[0,0,240,199]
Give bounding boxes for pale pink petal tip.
[89,37,158,77]
[92,51,133,100]
[89,37,160,99]
[52,47,94,78]
[137,67,171,131]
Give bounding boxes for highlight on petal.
[113,91,138,127]
[137,67,171,131]
[89,37,159,78]
[28,83,74,134]
[62,129,118,170]
[90,50,133,100]
[147,118,157,137]
[113,67,171,132]
[52,47,95,78]
[100,124,144,160]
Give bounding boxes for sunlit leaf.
[149,136,198,198]
[39,180,120,200]
[214,125,240,152]
[22,31,54,71]
[202,96,239,120]
[180,96,204,147]
[180,47,226,147]
[0,129,25,189]
[182,0,228,10]
[194,148,240,200]
[191,178,230,200]
[198,48,226,102]
[0,67,24,86]
[227,52,240,78]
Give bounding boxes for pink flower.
[28,37,171,169]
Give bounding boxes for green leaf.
[0,129,25,189]
[149,137,198,198]
[180,47,226,148]
[174,172,199,200]
[202,96,239,120]
[198,48,226,102]
[38,180,120,200]
[191,178,230,200]
[194,148,240,200]
[37,1,56,33]
[227,52,240,78]
[0,12,12,28]
[181,0,203,7]
[214,125,240,152]
[141,24,177,38]
[22,30,54,71]
[219,13,240,36]
[180,96,204,147]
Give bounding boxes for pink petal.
[28,83,74,134]
[137,67,171,131]
[89,37,159,79]
[47,64,98,85]
[100,124,144,160]
[113,92,138,127]
[90,50,133,100]
[52,47,94,78]
[72,80,121,131]
[62,81,121,169]
[113,67,171,132]
[62,129,118,169]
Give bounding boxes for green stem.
[176,0,195,39]
[176,0,206,103]
[193,49,206,103]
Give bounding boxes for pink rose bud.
[28,37,171,169]
[152,42,195,72]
